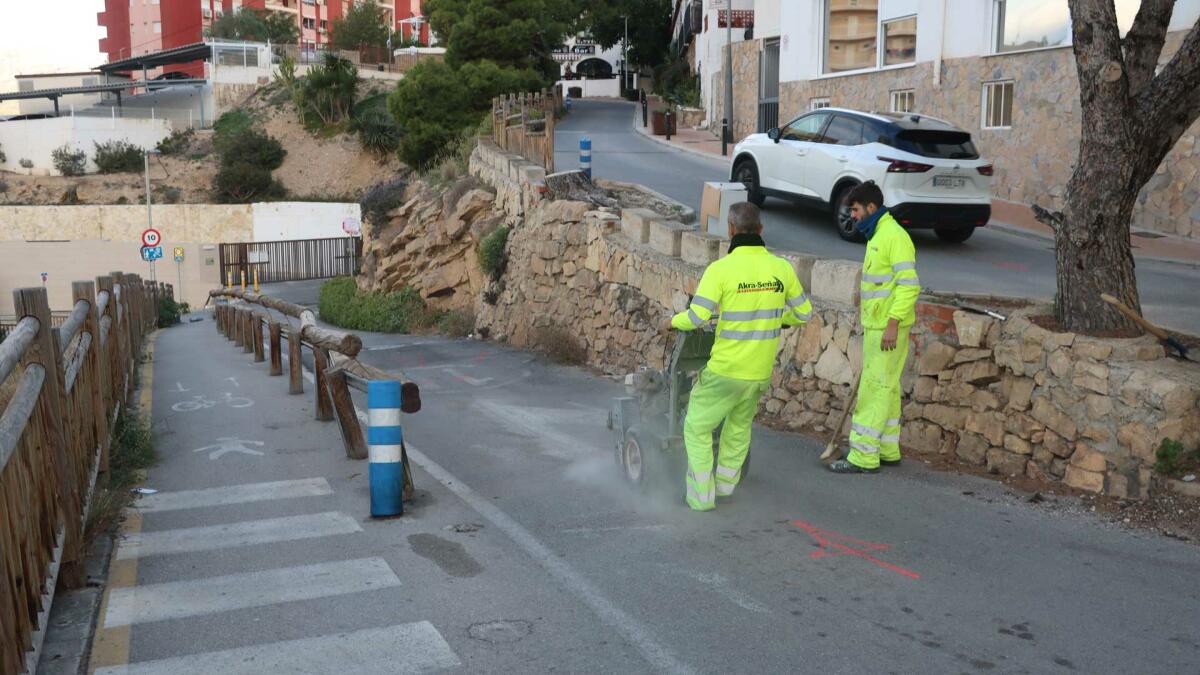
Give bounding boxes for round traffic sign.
[142,228,162,247]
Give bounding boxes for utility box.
[699,182,748,237]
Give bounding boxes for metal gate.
[217,237,362,286]
[758,39,781,133]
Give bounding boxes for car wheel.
[734,160,766,207]
[935,226,976,244]
[832,184,865,243]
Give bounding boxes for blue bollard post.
[580,136,592,179]
[367,380,403,517]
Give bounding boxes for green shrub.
[93,140,145,173]
[51,144,87,176]
[319,277,433,333]
[359,178,408,234]
[354,109,401,157]
[1155,438,1200,477]
[294,54,358,129]
[157,296,186,327]
[478,226,510,279]
[213,110,255,153]
[156,128,195,155]
[85,411,156,543]
[221,129,286,170]
[213,162,285,203]
[437,309,475,337]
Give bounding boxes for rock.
[620,208,661,243]
[1064,465,1105,493]
[811,260,862,306]
[765,398,784,415]
[782,399,804,419]
[1005,376,1036,411]
[1072,360,1110,395]
[814,346,854,385]
[1026,460,1050,482]
[1073,375,1109,396]
[1118,422,1153,460]
[1069,445,1107,473]
[1043,430,1072,458]
[1085,394,1114,420]
[953,348,993,365]
[965,411,1006,446]
[833,325,851,353]
[924,404,967,430]
[918,342,957,375]
[445,188,497,238]
[649,220,692,258]
[1047,349,1073,378]
[680,231,724,266]
[956,432,989,465]
[953,311,996,348]
[1072,339,1113,361]
[956,360,1001,386]
[901,420,943,452]
[848,335,864,380]
[1031,397,1077,441]
[994,341,1024,375]
[1081,426,1111,443]
[987,448,1028,477]
[794,315,824,363]
[913,377,937,403]
[1105,473,1131,499]
[1004,434,1033,455]
[1004,412,1043,440]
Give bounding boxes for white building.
[11,72,129,116]
[554,34,626,99]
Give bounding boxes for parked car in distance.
[1,113,57,122]
[730,108,993,243]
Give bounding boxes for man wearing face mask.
[828,182,920,474]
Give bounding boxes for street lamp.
[622,15,629,95]
[144,148,160,281]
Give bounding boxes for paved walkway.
[631,108,1200,267]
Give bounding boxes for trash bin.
[652,110,667,135]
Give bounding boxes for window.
[780,113,831,142]
[882,16,916,65]
[153,21,161,33]
[992,0,1069,52]
[821,115,866,146]
[823,0,877,74]
[982,81,1014,129]
[302,17,315,29]
[890,89,915,113]
[18,80,33,92]
[894,130,980,159]
[810,97,831,111]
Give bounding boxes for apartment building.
[677,0,1200,238]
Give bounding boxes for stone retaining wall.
[362,139,1200,499]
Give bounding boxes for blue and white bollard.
[367,380,404,517]
[580,137,592,179]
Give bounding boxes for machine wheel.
[734,160,767,207]
[621,429,650,488]
[935,226,976,243]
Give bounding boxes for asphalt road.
[206,281,1198,675]
[553,99,1200,335]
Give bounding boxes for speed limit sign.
[142,228,162,247]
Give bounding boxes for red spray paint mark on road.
[791,520,921,581]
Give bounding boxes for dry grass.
[83,411,156,543]
[533,325,588,365]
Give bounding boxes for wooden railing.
[209,288,421,494]
[491,88,561,173]
[1,273,167,675]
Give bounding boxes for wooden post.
[109,272,130,404]
[252,314,265,363]
[313,347,334,422]
[14,287,85,589]
[232,308,244,347]
[269,321,283,376]
[226,305,237,342]
[327,370,367,459]
[242,310,254,354]
[288,328,303,395]
[95,275,116,471]
[74,281,107,472]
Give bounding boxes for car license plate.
[933,175,966,188]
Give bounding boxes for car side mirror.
[767,128,781,143]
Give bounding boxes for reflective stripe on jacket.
[860,212,920,329]
[671,245,811,381]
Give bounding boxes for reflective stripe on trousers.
[683,369,768,510]
[847,326,910,470]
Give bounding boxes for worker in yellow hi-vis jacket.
[829,182,921,474]
[660,202,812,510]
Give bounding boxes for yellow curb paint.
[88,331,158,673]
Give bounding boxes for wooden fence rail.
[209,288,421,498]
[491,87,561,173]
[1,274,169,675]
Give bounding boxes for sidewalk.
[631,108,1200,267]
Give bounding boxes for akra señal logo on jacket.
[736,277,784,294]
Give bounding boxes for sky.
[0,0,106,112]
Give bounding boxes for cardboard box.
[699,182,748,236]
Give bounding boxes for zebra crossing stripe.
[93,621,460,674]
[103,558,400,627]
[135,478,333,513]
[116,512,362,560]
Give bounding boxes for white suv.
[730,108,993,243]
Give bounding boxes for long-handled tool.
[819,377,861,461]
[1100,293,1193,362]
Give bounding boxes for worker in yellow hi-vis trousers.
[661,202,812,510]
[829,182,920,474]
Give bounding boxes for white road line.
[476,400,600,459]
[103,558,400,627]
[94,621,460,675]
[560,524,669,535]
[136,478,333,513]
[117,512,362,560]
[674,569,770,614]
[349,404,692,675]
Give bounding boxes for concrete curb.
[986,220,1200,270]
[629,106,732,167]
[596,178,696,224]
